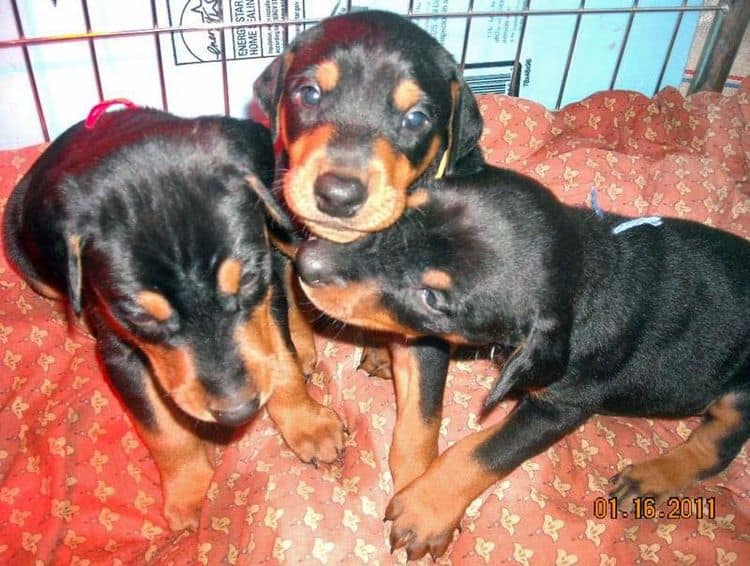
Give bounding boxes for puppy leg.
[611,392,750,506]
[283,262,318,376]
[96,330,213,531]
[251,273,347,465]
[389,338,449,492]
[265,361,347,465]
[386,396,587,560]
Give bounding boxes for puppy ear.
[245,174,296,232]
[252,52,294,139]
[65,233,84,316]
[439,79,484,178]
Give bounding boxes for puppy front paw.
[161,462,214,531]
[280,401,348,465]
[385,481,462,561]
[164,499,202,532]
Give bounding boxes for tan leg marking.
[611,395,744,504]
[255,285,346,465]
[388,343,441,492]
[135,373,214,531]
[386,423,501,560]
[265,359,347,465]
[283,261,318,376]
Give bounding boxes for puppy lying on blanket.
[296,166,750,560]
[3,107,346,531]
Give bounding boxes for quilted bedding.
[1,79,749,565]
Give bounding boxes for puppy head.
[294,180,510,345]
[253,10,483,243]
[67,130,295,426]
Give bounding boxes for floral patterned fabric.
[1,79,749,565]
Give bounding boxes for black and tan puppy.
[296,166,750,560]
[254,9,484,243]
[3,108,346,531]
[253,8,484,492]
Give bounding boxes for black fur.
[254,10,484,238]
[3,108,290,428]
[297,164,750,497]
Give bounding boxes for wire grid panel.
[0,0,724,149]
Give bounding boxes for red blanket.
[1,80,748,564]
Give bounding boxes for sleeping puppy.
[3,108,346,531]
[295,166,750,560]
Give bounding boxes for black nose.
[313,173,366,218]
[210,396,260,426]
[296,239,335,287]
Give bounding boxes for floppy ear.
[252,52,294,139]
[65,233,84,316]
[245,174,296,232]
[439,79,484,177]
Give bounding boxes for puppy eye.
[296,85,321,107]
[420,288,447,313]
[402,110,429,131]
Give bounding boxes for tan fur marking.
[393,79,424,112]
[137,290,173,321]
[136,341,211,421]
[285,131,440,241]
[237,286,346,465]
[386,422,503,558]
[373,135,441,193]
[406,189,430,209]
[134,372,214,531]
[389,342,441,491]
[316,60,340,92]
[614,395,743,498]
[299,279,415,337]
[287,124,335,167]
[422,269,453,290]
[217,259,242,295]
[234,288,282,404]
[284,261,318,375]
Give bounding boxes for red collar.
[85,98,138,129]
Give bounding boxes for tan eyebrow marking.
[316,60,340,92]
[393,79,424,112]
[137,290,173,321]
[218,258,243,295]
[422,269,453,290]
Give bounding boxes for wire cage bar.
[0,0,745,145]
